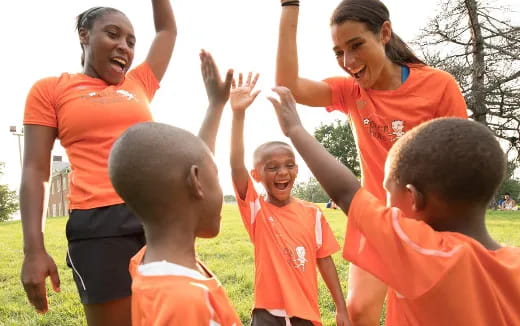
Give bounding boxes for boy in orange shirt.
[108,51,241,326]
[267,86,520,326]
[230,75,350,325]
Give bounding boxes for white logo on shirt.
[293,246,307,272]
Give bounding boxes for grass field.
[1,205,519,326]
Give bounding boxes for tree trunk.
[465,0,487,124]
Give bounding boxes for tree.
[314,120,361,177]
[0,163,19,222]
[292,177,329,203]
[496,161,520,204]
[224,195,236,203]
[415,0,520,162]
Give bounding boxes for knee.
[346,294,380,326]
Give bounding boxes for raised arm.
[317,256,351,326]
[267,86,360,212]
[276,1,332,107]
[20,125,60,313]
[230,73,260,199]
[198,50,233,154]
[145,0,177,82]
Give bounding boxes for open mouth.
[350,66,366,80]
[274,182,290,190]
[111,57,127,72]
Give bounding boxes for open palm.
[230,72,261,112]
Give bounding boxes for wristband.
[282,1,300,7]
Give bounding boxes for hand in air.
[266,86,303,137]
[230,72,261,112]
[200,49,234,108]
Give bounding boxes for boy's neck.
[266,195,293,207]
[143,223,201,273]
[425,203,501,250]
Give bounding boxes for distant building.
[48,156,70,217]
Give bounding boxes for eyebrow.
[332,36,363,52]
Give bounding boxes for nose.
[116,39,131,55]
[343,52,355,68]
[277,166,289,176]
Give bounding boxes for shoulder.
[410,65,456,84]
[323,76,356,90]
[291,198,321,216]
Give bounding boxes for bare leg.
[347,264,387,326]
[84,296,132,326]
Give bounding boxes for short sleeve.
[23,77,59,128]
[323,76,355,114]
[435,71,468,119]
[316,208,340,258]
[344,188,465,299]
[233,177,260,242]
[127,62,160,102]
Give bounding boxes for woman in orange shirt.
[276,0,467,325]
[20,2,176,325]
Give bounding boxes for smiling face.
[331,20,392,89]
[79,11,135,85]
[252,145,298,207]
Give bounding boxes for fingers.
[238,73,243,87]
[224,69,234,90]
[49,264,61,293]
[23,280,48,313]
[231,78,237,89]
[250,73,260,89]
[245,72,252,86]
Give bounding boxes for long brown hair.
[331,0,424,66]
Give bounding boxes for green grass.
[1,206,519,326]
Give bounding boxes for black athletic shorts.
[65,204,145,304]
[250,309,313,326]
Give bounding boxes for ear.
[380,21,392,44]
[78,27,89,46]
[250,168,261,183]
[406,184,425,212]
[187,165,204,199]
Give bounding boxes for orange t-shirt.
[129,247,242,326]
[344,188,520,326]
[24,63,159,209]
[324,65,468,201]
[234,178,340,325]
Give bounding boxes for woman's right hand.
[21,250,60,313]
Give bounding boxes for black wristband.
[282,1,300,7]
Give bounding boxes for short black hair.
[387,118,506,204]
[253,141,294,167]
[109,122,209,224]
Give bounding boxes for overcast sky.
[1,1,517,204]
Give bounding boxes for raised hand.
[230,72,261,112]
[266,86,303,137]
[200,49,233,108]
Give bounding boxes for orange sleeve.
[316,208,341,258]
[323,77,355,114]
[344,188,464,299]
[233,177,259,242]
[23,77,59,127]
[434,71,468,119]
[127,62,160,102]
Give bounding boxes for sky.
[0,0,517,202]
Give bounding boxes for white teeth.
[112,58,127,66]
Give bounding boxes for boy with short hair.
[230,75,350,325]
[267,86,520,326]
[108,50,241,325]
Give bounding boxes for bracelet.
[282,1,300,7]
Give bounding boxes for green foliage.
[292,177,330,203]
[314,120,361,178]
[0,163,19,222]
[224,195,237,203]
[496,162,520,204]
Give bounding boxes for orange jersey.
[324,65,468,201]
[129,247,242,326]
[234,178,340,325]
[24,63,159,209]
[344,188,520,326]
